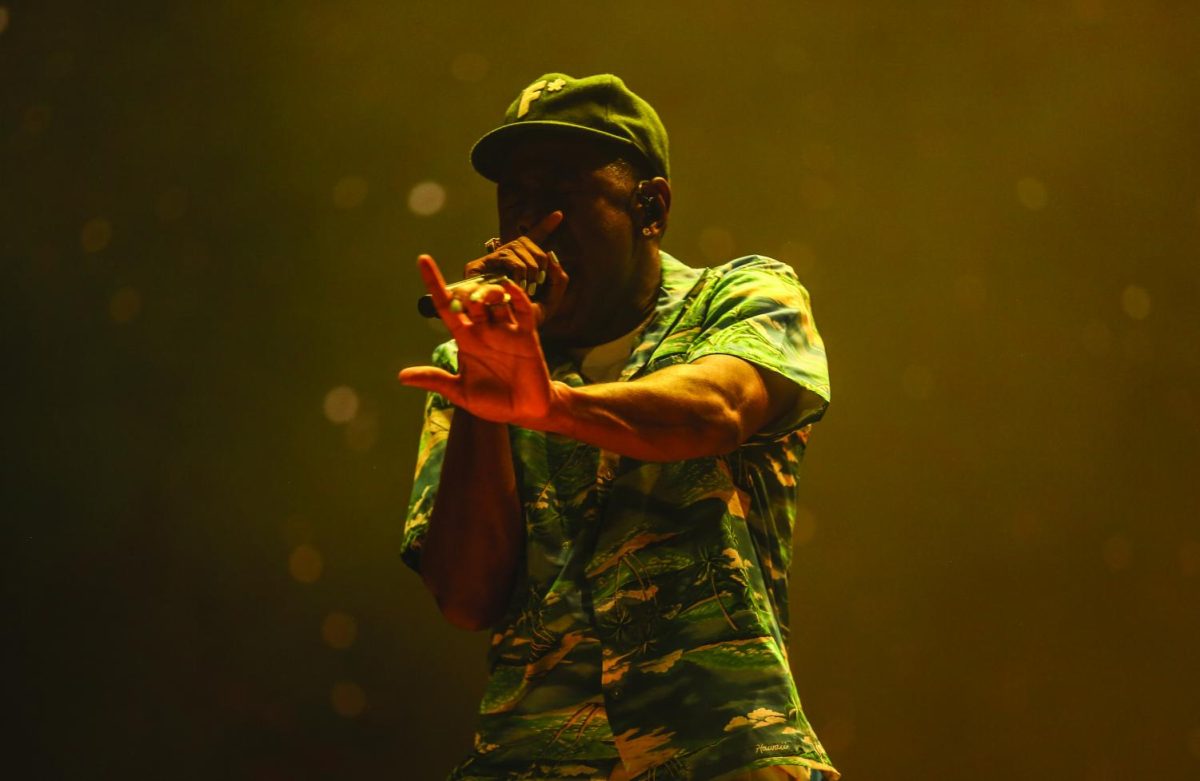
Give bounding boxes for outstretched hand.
[398,212,567,426]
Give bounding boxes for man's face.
[496,135,644,347]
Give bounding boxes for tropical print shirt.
[402,253,838,781]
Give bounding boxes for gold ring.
[484,237,502,252]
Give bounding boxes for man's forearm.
[540,361,756,462]
[421,409,523,631]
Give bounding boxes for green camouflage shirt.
[402,253,838,781]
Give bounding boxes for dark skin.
[399,135,799,630]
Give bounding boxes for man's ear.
[637,177,672,237]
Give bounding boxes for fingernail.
[449,299,463,313]
[548,251,560,267]
[537,269,547,284]
[528,282,537,297]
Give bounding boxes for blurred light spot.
[321,612,358,650]
[450,52,489,82]
[1073,0,1107,23]
[1187,725,1200,759]
[156,186,188,223]
[1102,534,1131,572]
[1120,284,1151,320]
[698,226,734,262]
[289,544,324,583]
[1011,510,1043,544]
[0,8,9,36]
[22,104,52,135]
[901,364,935,400]
[1179,541,1200,577]
[1081,319,1111,356]
[799,174,836,210]
[323,385,359,424]
[777,241,817,276]
[1016,177,1047,210]
[952,274,987,311]
[771,45,809,72]
[801,143,835,173]
[81,218,113,253]
[794,506,817,545]
[332,175,368,210]
[109,287,141,323]
[345,411,379,452]
[408,181,446,216]
[331,681,366,717]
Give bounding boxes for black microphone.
[416,273,509,318]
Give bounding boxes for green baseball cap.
[470,73,670,182]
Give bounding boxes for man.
[399,73,839,781]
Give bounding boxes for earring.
[641,225,654,237]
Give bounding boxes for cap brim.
[470,121,653,182]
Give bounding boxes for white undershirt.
[567,312,655,384]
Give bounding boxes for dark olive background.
[6,2,1199,779]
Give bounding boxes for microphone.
[416,273,509,318]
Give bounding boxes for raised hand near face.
[398,211,569,425]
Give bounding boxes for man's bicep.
[685,354,800,443]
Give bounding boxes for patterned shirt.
[402,253,839,781]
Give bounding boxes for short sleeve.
[685,256,831,438]
[400,341,458,574]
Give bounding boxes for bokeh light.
[109,287,141,323]
[330,681,366,718]
[80,218,113,253]
[1016,176,1048,210]
[0,7,9,36]
[332,175,368,210]
[408,181,446,217]
[1120,285,1151,320]
[288,544,324,584]
[321,612,358,650]
[323,385,359,424]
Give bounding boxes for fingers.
[464,283,517,327]
[417,254,470,331]
[397,366,462,404]
[524,210,564,245]
[500,277,537,331]
[538,250,569,323]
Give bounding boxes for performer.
[399,73,839,781]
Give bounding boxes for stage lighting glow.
[289,544,324,584]
[81,218,113,253]
[331,681,366,717]
[109,287,141,323]
[408,181,446,217]
[321,612,358,650]
[1016,177,1047,211]
[0,8,9,36]
[323,385,359,424]
[333,175,368,210]
[1120,285,1151,320]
